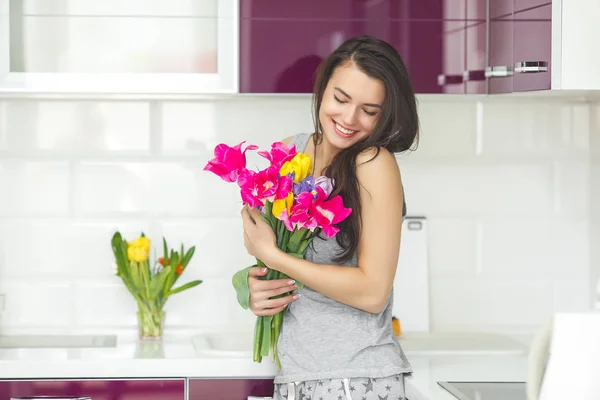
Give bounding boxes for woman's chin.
[324,130,359,150]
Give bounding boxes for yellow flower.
[280,153,312,183]
[272,192,294,218]
[127,236,151,262]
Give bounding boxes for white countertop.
[406,355,528,400]
[0,332,531,400]
[0,333,279,379]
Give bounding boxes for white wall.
[590,101,600,312]
[0,94,593,335]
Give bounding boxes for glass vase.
[137,306,165,340]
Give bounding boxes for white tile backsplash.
[0,161,71,216]
[159,218,256,280]
[412,102,477,157]
[553,280,592,313]
[0,102,6,150]
[479,218,589,280]
[400,163,554,217]
[71,282,138,327]
[0,219,154,279]
[1,281,74,327]
[590,102,600,309]
[480,102,579,157]
[430,279,555,330]
[0,101,151,154]
[0,95,595,335]
[428,217,480,278]
[553,160,590,216]
[160,98,314,156]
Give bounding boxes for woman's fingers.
[251,294,298,315]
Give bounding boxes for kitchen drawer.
[188,378,274,400]
[0,379,185,400]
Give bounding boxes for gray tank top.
[274,133,413,384]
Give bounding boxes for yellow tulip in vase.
[111,232,203,340]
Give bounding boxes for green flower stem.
[137,302,165,339]
[248,217,313,368]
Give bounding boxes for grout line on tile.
[0,102,6,150]
[476,220,483,275]
[552,160,560,214]
[149,101,162,156]
[68,159,77,216]
[475,101,484,155]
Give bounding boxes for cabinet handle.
[514,61,548,73]
[485,66,514,78]
[462,70,486,82]
[437,74,463,86]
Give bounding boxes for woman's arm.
[261,148,404,314]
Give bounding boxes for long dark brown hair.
[311,35,420,263]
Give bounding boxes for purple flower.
[315,176,334,197]
[293,175,315,195]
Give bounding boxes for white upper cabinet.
[0,0,238,94]
[552,0,600,91]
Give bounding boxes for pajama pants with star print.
[274,373,408,400]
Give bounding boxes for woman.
[241,35,420,400]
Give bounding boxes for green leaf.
[120,274,143,301]
[140,260,152,300]
[111,232,130,277]
[117,241,130,279]
[129,261,143,300]
[277,220,285,247]
[170,249,177,268]
[232,266,253,309]
[149,265,171,299]
[263,202,277,231]
[162,237,169,263]
[164,266,176,293]
[287,229,311,254]
[167,280,203,296]
[182,246,195,267]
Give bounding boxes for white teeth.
[335,122,356,135]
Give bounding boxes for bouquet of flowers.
[204,140,351,367]
[111,232,203,339]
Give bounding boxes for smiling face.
[318,61,385,151]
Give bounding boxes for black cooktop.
[437,381,527,400]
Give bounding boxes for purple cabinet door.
[240,0,487,94]
[439,6,466,94]
[188,378,274,400]
[488,0,514,94]
[512,1,552,91]
[0,379,185,400]
[464,0,487,94]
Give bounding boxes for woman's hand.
[248,266,299,316]
[241,206,278,262]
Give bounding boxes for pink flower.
[238,165,293,207]
[204,141,258,183]
[258,142,297,168]
[276,187,351,237]
[310,187,352,237]
[278,191,317,232]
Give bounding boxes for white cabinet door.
[552,0,600,90]
[0,0,238,94]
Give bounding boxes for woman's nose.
[341,107,358,127]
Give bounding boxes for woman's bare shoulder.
[280,135,295,145]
